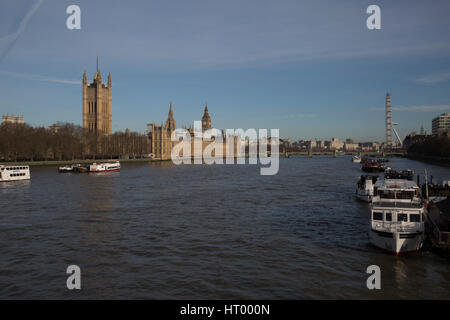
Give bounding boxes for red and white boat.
[89,161,121,173]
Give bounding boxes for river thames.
[0,156,449,299]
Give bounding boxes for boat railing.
[372,221,422,233]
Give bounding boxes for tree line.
[0,122,151,162]
[407,135,450,158]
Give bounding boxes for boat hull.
[356,193,371,202]
[74,167,88,173]
[362,167,384,173]
[0,176,30,182]
[369,229,424,255]
[89,168,120,173]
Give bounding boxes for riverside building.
[432,112,450,136]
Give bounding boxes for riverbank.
[1,152,405,167]
[0,158,165,167]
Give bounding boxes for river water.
[0,156,449,299]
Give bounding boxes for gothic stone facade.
[148,103,176,160]
[148,104,238,160]
[82,70,112,135]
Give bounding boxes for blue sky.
[0,0,450,141]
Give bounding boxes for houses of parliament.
[147,103,219,160]
[82,67,112,136]
[82,66,232,160]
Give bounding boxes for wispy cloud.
[415,70,450,84]
[0,0,45,63]
[0,70,79,85]
[371,105,450,112]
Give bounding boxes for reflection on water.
[0,156,449,299]
[392,258,409,294]
[0,179,31,192]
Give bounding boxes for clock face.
[203,121,206,126]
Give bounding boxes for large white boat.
[356,175,378,202]
[89,161,121,173]
[0,165,31,182]
[369,179,425,255]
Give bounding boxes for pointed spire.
[108,72,112,85]
[202,103,211,130]
[169,102,173,116]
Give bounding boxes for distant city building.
[344,143,358,152]
[329,137,344,150]
[82,63,112,136]
[306,139,317,150]
[316,140,327,149]
[359,142,380,152]
[432,112,450,136]
[1,113,24,125]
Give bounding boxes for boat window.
[385,213,392,221]
[410,214,421,222]
[373,212,383,221]
[378,190,414,199]
[397,214,408,222]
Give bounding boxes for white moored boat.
[352,155,361,163]
[58,164,82,173]
[369,179,425,255]
[0,165,31,182]
[89,161,120,173]
[356,175,378,202]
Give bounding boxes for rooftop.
[374,179,419,190]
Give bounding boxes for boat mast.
[424,169,429,202]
